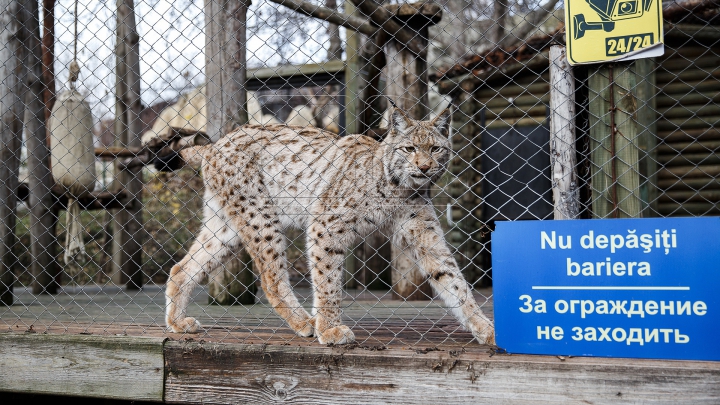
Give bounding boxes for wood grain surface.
[0,333,165,401]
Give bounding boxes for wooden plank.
[248,59,346,81]
[164,340,720,404]
[0,333,165,401]
[4,284,491,348]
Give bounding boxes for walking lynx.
[166,107,495,345]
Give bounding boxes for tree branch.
[267,0,377,37]
[498,0,561,48]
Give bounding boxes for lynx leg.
[395,208,495,345]
[231,210,313,338]
[306,222,355,345]
[166,214,239,333]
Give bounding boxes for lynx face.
[385,108,453,189]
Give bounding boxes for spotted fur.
[166,108,495,345]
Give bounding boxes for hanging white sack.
[50,61,97,268]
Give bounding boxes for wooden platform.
[0,285,489,347]
[1,285,720,404]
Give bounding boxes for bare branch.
[267,0,377,37]
[499,0,562,48]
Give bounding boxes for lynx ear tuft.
[390,106,411,133]
[432,108,452,137]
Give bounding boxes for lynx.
[166,107,495,345]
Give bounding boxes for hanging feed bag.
[50,62,97,268]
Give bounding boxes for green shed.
[433,8,720,279]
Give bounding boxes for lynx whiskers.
[165,107,495,345]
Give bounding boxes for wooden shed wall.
[655,42,720,216]
[444,70,550,281]
[440,31,720,232]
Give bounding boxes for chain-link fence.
[0,0,717,349]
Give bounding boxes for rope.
[68,0,80,88]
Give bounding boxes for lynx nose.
[418,164,431,173]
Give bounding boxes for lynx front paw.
[295,319,315,338]
[474,327,496,346]
[167,316,202,333]
[470,322,496,346]
[317,325,355,345]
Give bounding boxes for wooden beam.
[0,333,165,401]
[588,63,645,218]
[16,183,131,211]
[549,46,579,220]
[164,340,720,404]
[4,331,720,403]
[248,59,346,81]
[635,59,658,217]
[351,0,426,56]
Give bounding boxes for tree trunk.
[110,0,144,289]
[549,46,579,220]
[0,0,27,304]
[206,0,249,141]
[24,0,60,294]
[325,0,343,60]
[491,0,509,46]
[205,0,255,305]
[41,0,55,123]
[383,14,433,300]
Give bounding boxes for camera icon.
[573,0,653,39]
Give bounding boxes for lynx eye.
[401,146,417,153]
[430,146,446,154]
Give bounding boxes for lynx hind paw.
[168,317,202,333]
[318,325,355,345]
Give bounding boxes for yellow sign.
[564,0,664,65]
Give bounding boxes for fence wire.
[0,0,718,348]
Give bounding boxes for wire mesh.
[0,0,718,349]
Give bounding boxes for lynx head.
[382,106,453,189]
